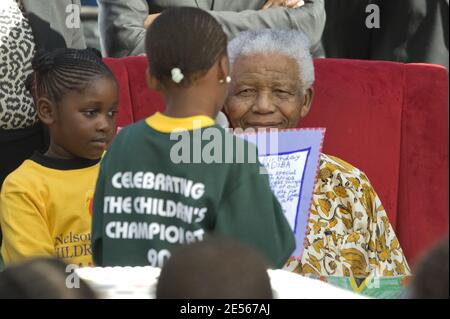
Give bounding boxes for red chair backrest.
[105,57,165,128]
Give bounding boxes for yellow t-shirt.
[0,152,100,267]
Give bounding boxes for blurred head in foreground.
[0,258,97,299]
[410,237,449,299]
[156,237,273,299]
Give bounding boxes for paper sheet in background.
[240,128,325,258]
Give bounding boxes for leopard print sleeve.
[0,0,37,130]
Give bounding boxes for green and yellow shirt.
[92,112,295,268]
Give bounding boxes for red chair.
[104,56,165,128]
[104,57,449,267]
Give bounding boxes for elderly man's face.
[224,53,313,130]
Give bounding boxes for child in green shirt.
[92,7,295,268]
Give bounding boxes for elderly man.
[224,29,411,278]
[97,0,325,58]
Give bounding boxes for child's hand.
[144,13,161,29]
[262,0,305,10]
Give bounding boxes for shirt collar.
[146,112,215,133]
[30,152,100,170]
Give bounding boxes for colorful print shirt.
[284,154,411,278]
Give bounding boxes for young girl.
[0,48,118,267]
[92,7,295,268]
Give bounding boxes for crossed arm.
[98,0,325,57]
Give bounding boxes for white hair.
[228,29,315,91]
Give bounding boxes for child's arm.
[205,0,325,54]
[0,182,54,264]
[215,171,295,269]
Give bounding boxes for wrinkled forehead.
[231,53,303,87]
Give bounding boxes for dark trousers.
[322,0,449,68]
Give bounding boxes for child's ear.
[36,97,56,125]
[146,66,161,91]
[218,54,230,83]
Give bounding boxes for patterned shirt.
[0,0,37,130]
[284,153,411,278]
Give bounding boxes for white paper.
[258,150,309,231]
